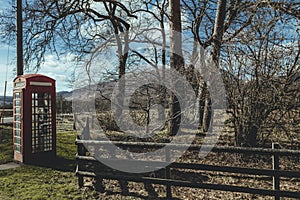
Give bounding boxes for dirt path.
[0,162,20,170]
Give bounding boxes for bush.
[97,112,120,131]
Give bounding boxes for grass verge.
[0,129,94,200]
[0,126,13,164]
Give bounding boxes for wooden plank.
[75,155,300,178]
[75,139,300,156]
[75,138,300,198]
[76,170,300,199]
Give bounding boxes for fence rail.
[75,122,300,199]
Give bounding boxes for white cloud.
[25,53,78,92]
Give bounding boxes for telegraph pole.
[16,0,24,76]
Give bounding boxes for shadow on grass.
[32,156,76,172]
[93,179,181,200]
[100,190,180,200]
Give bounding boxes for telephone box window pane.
[16,137,21,145]
[16,123,20,129]
[15,145,20,152]
[15,129,20,137]
[15,107,20,114]
[15,93,20,99]
[15,100,20,106]
[15,115,20,121]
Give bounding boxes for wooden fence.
[75,121,300,199]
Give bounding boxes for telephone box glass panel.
[32,92,52,153]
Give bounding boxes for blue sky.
[0,2,74,96]
[0,46,75,96]
[0,44,14,96]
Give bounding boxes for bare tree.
[224,4,300,147]
[1,0,298,146]
[182,0,299,146]
[0,0,136,76]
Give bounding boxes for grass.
[0,166,81,200]
[1,122,299,199]
[0,127,95,200]
[0,126,13,164]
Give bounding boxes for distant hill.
[0,80,118,106]
[0,91,73,106]
[0,96,13,106]
[56,91,73,100]
[71,80,117,102]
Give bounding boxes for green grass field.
[0,127,95,200]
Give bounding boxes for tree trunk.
[202,86,212,132]
[202,0,227,133]
[211,0,227,64]
[115,31,129,118]
[169,0,185,136]
[247,125,258,147]
[159,10,167,124]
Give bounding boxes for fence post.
[91,115,94,129]
[77,117,90,188]
[165,147,172,199]
[272,143,280,200]
[73,114,77,130]
[83,117,90,140]
[77,135,84,188]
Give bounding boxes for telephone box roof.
[14,74,55,82]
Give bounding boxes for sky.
[0,2,74,96]
[0,45,74,96]
[0,1,167,97]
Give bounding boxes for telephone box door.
[31,92,53,154]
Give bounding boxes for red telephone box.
[13,74,56,164]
